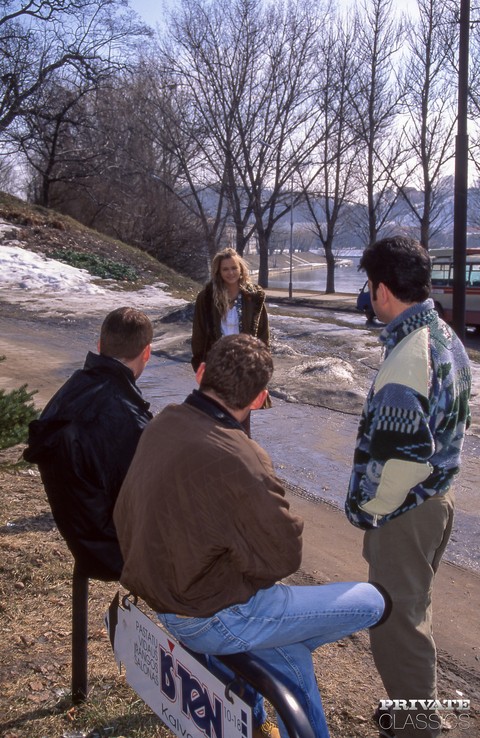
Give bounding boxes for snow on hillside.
[0,223,186,319]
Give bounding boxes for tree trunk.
[324,243,336,293]
[257,232,269,287]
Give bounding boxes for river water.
[268,256,366,294]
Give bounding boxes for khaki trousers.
[363,490,455,738]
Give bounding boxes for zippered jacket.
[23,352,152,580]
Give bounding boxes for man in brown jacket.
[114,334,386,738]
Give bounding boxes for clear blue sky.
[128,0,174,27]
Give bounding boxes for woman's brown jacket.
[191,282,269,371]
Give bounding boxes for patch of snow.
[291,358,354,383]
[0,243,186,318]
[0,244,104,293]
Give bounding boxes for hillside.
[0,191,201,302]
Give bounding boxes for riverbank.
[265,287,358,310]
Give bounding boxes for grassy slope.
[0,190,201,302]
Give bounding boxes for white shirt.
[221,306,240,335]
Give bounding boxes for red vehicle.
[430,248,480,328]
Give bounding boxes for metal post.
[289,176,294,299]
[72,565,88,703]
[452,0,470,342]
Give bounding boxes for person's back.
[115,386,300,616]
[114,334,386,738]
[24,307,153,581]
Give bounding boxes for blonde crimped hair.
[211,248,252,318]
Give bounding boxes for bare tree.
[156,0,325,286]
[398,0,458,248]
[243,0,324,286]
[37,68,209,281]
[302,13,360,293]
[144,48,232,263]
[347,0,406,246]
[11,78,95,206]
[0,0,149,133]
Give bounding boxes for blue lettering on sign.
[159,647,224,738]
[160,648,177,701]
[178,663,223,738]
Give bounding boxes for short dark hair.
[200,334,273,410]
[359,236,431,303]
[99,307,153,360]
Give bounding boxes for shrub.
[50,248,139,282]
[0,366,38,449]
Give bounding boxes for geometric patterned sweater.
[345,299,471,530]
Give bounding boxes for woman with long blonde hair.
[191,247,270,434]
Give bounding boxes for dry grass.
[1,446,479,738]
[0,448,172,738]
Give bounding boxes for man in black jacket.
[24,307,153,580]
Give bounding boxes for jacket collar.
[84,351,135,381]
[380,299,436,355]
[83,351,150,412]
[184,390,246,432]
[204,281,265,301]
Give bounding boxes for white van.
[430,248,480,328]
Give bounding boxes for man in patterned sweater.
[345,237,471,738]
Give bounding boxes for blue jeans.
[158,582,385,738]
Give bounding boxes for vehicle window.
[431,263,451,286]
[469,263,480,287]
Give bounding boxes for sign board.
[105,594,253,738]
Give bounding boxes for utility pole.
[289,176,294,299]
[452,0,470,342]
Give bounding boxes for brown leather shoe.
[252,720,281,738]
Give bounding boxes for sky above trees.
[128,0,419,27]
[2,0,477,291]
